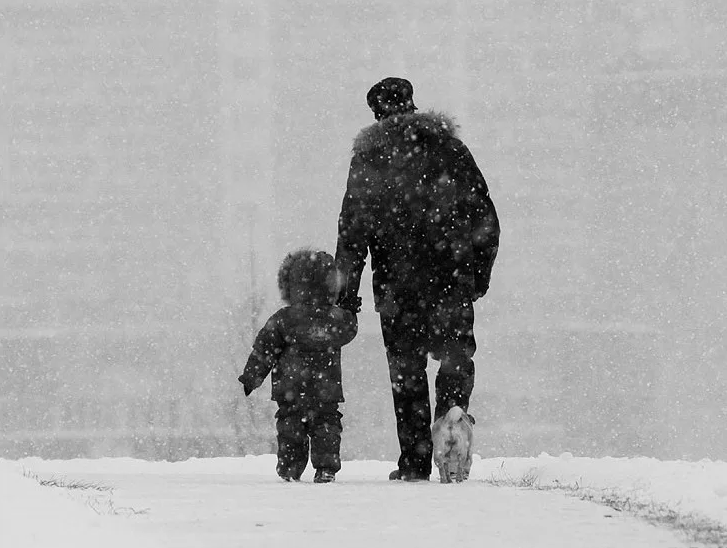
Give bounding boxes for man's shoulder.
[351,110,460,156]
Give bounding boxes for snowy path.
[20,457,696,548]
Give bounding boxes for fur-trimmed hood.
[277,248,340,305]
[352,110,459,156]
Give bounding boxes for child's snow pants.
[274,401,342,480]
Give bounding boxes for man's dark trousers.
[380,291,476,477]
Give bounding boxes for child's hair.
[278,248,341,305]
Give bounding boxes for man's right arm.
[335,155,371,314]
[452,140,501,299]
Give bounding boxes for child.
[238,248,358,483]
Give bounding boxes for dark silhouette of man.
[336,77,500,481]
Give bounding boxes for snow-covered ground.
[3,453,727,547]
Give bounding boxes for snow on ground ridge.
[4,453,727,548]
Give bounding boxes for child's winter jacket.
[239,304,357,404]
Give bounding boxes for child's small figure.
[238,249,358,483]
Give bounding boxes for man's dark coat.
[336,111,500,314]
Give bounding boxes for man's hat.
[366,77,417,120]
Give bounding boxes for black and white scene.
[1,1,726,546]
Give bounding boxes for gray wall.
[2,0,726,460]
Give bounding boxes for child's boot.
[313,468,336,483]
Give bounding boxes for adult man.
[335,77,500,481]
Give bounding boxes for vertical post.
[218,0,277,453]
[0,33,12,202]
[391,1,408,75]
[452,0,469,122]
[217,0,276,314]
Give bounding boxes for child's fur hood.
[352,110,459,156]
[277,248,339,305]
